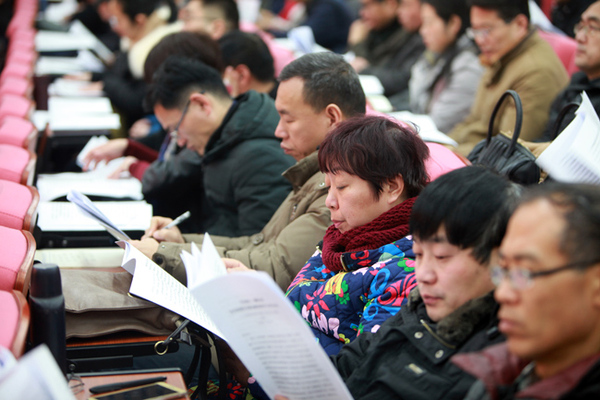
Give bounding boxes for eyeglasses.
[574,22,600,36]
[491,259,600,290]
[466,21,510,40]
[169,100,191,140]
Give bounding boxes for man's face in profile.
[495,199,600,370]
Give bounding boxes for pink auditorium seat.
[240,21,296,76]
[6,48,36,67]
[0,116,38,152]
[0,179,39,233]
[0,144,36,185]
[0,59,34,82]
[0,226,36,296]
[425,142,470,181]
[538,29,579,76]
[0,76,33,98]
[0,290,30,357]
[0,94,34,120]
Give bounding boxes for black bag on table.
[467,90,540,185]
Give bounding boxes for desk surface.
[75,370,190,400]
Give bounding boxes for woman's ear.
[386,175,406,204]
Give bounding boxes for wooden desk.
[75,369,190,399]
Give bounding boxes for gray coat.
[409,35,483,133]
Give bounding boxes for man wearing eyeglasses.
[539,1,600,141]
[134,55,294,242]
[453,183,600,399]
[447,0,569,156]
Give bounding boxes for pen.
[89,376,167,394]
[164,211,191,229]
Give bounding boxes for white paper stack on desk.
[46,96,121,131]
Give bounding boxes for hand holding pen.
[142,211,190,243]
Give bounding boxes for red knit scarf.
[321,197,417,272]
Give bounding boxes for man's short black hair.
[144,31,224,83]
[520,183,600,267]
[278,52,366,118]
[410,166,521,264]
[116,0,178,23]
[467,0,530,22]
[145,55,229,111]
[218,31,275,83]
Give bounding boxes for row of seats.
[0,0,39,360]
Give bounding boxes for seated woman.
[408,0,483,133]
[227,115,430,356]
[275,166,520,400]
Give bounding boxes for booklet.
[66,190,132,241]
[119,235,353,400]
[537,92,600,184]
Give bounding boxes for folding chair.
[0,115,38,152]
[0,178,39,233]
[0,144,37,185]
[0,290,30,358]
[0,225,35,295]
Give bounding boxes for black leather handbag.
[467,90,540,185]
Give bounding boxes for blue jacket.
[286,236,417,355]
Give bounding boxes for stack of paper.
[537,92,600,184]
[389,111,458,147]
[47,96,121,131]
[36,158,143,202]
[37,199,151,236]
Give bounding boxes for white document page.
[67,191,132,240]
[388,111,458,147]
[49,97,113,115]
[48,113,121,131]
[36,247,125,268]
[0,345,76,400]
[359,74,385,96]
[36,164,143,202]
[537,92,600,184]
[35,57,85,76]
[194,272,354,400]
[76,135,110,168]
[38,201,151,234]
[49,78,105,98]
[118,242,223,338]
[35,30,96,52]
[182,234,227,290]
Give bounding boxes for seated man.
[539,0,600,141]
[218,31,279,99]
[180,0,239,40]
[273,166,520,399]
[454,183,600,399]
[448,0,569,156]
[348,0,405,70]
[135,53,367,291]
[354,0,425,101]
[138,56,294,238]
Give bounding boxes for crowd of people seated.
[3,0,600,398]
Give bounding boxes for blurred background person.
[408,0,483,132]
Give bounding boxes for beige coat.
[152,152,331,291]
[448,29,569,156]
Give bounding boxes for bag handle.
[551,102,580,140]
[486,90,523,155]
